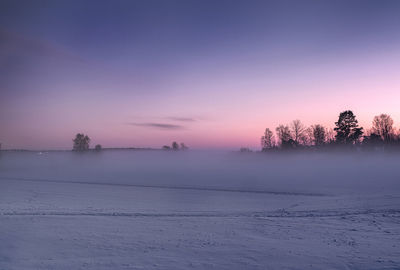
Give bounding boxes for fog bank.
[1,150,399,196]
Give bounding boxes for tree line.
[72,134,188,151]
[162,142,188,151]
[261,110,400,151]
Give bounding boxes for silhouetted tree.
[326,128,335,144]
[362,133,383,149]
[95,144,102,151]
[372,114,394,142]
[180,143,188,150]
[299,127,313,146]
[276,125,291,143]
[276,125,294,149]
[240,147,252,152]
[72,133,90,151]
[172,141,179,150]
[162,145,171,150]
[290,120,306,145]
[261,128,275,150]
[282,139,297,149]
[334,110,363,145]
[312,124,326,146]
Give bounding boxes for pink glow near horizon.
[2,2,400,150]
[4,56,400,150]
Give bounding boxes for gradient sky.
[1,0,400,150]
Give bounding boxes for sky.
[1,0,400,150]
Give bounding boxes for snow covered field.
[1,150,400,269]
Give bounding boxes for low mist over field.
[1,150,400,195]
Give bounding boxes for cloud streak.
[166,117,196,122]
[129,122,184,130]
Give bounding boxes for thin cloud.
[129,122,184,130]
[167,117,196,122]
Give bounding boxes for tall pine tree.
[334,110,363,145]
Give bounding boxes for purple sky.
[1,0,400,150]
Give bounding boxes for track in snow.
[0,176,327,197]
[2,208,399,218]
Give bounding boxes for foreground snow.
[1,151,400,269]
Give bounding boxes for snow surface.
[0,150,400,269]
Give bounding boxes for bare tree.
[312,124,326,146]
[172,141,179,150]
[299,127,313,146]
[303,127,312,145]
[290,120,306,145]
[261,128,275,150]
[180,143,188,150]
[326,128,335,143]
[372,114,394,142]
[275,125,292,147]
[240,147,252,152]
[95,144,102,151]
[73,133,90,151]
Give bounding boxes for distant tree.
[172,141,179,150]
[162,145,171,150]
[72,133,90,151]
[95,144,102,151]
[299,127,313,146]
[261,128,275,150]
[312,124,326,146]
[290,120,306,145]
[326,128,335,144]
[362,133,383,149]
[180,143,188,150]
[372,114,394,142]
[240,147,252,152]
[281,138,297,149]
[276,125,295,149]
[275,125,291,143]
[334,110,363,145]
